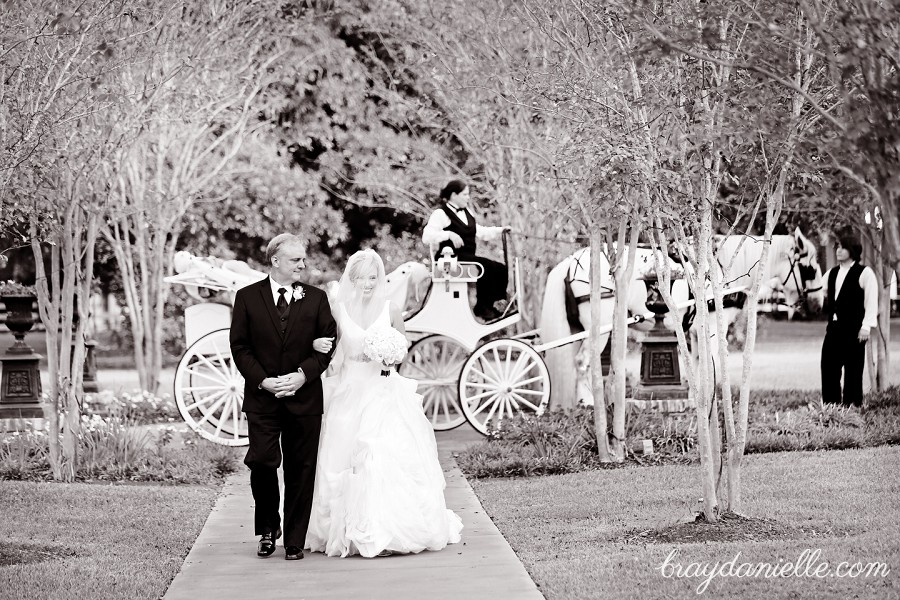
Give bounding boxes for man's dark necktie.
[277,287,288,316]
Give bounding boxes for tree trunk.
[608,219,639,461]
[29,194,99,481]
[590,227,612,462]
[696,202,720,521]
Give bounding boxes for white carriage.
[397,238,545,433]
[163,234,548,444]
[164,252,267,446]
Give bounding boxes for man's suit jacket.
[230,277,337,416]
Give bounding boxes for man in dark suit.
[230,233,337,561]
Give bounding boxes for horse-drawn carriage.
[165,229,824,445]
[164,233,556,444]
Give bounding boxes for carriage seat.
[184,303,232,348]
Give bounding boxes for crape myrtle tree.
[634,0,838,516]
[797,0,898,392]
[188,0,473,272]
[411,1,580,330]
[101,1,280,393]
[504,1,659,458]
[0,2,173,480]
[650,0,898,393]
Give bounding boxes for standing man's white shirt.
[269,276,294,305]
[422,203,505,247]
[832,262,879,333]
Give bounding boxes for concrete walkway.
[164,429,544,600]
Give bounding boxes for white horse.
[539,246,691,406]
[715,228,824,321]
[539,228,825,406]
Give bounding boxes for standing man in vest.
[821,234,879,407]
[422,180,511,321]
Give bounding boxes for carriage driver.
[422,180,511,321]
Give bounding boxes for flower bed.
[0,416,240,483]
[82,389,180,424]
[456,387,900,478]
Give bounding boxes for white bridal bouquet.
[363,325,408,376]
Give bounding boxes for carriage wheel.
[459,338,551,436]
[174,328,248,446]
[399,335,467,431]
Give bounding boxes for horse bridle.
[780,246,823,307]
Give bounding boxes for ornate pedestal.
[631,278,690,403]
[1,295,44,418]
[82,339,99,393]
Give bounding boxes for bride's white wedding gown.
[305,301,463,557]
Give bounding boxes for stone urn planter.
[1,293,37,354]
[1,287,43,416]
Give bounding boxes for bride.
[305,249,463,558]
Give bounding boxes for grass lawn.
[0,480,220,599]
[470,446,900,599]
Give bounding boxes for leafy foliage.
[0,419,241,484]
[457,386,900,478]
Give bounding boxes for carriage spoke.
[469,393,500,418]
[231,394,242,438]
[214,396,232,437]
[505,396,518,417]
[211,344,232,376]
[185,389,227,412]
[195,395,228,427]
[461,388,499,402]
[505,351,530,384]
[182,385,224,392]
[510,391,541,412]
[469,363,502,387]
[481,395,502,426]
[487,347,504,380]
[512,375,545,387]
[184,367,229,383]
[197,352,229,382]
[496,393,506,423]
[513,388,547,396]
[402,358,431,377]
[462,380,500,390]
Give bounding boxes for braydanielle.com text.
[658,548,890,594]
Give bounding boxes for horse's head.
[779,227,824,314]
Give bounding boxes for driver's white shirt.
[421,206,505,247]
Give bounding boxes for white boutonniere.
[292,285,305,302]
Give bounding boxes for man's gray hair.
[266,233,304,264]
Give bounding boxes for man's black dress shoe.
[285,546,304,560]
[257,528,282,557]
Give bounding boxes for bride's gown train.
[305,301,463,557]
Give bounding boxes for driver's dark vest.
[825,263,864,331]
[436,204,477,259]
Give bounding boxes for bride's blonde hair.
[335,249,388,328]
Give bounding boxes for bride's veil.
[335,249,388,329]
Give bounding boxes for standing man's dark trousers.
[821,321,866,407]
[462,254,508,315]
[244,409,322,548]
